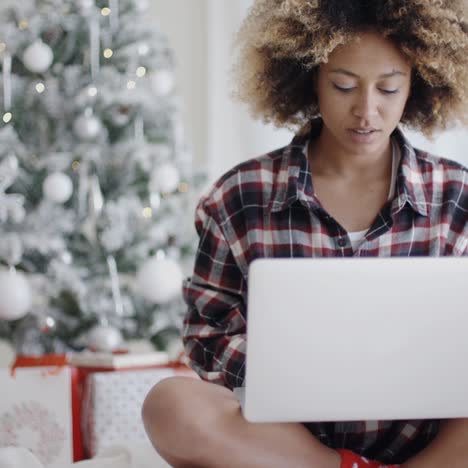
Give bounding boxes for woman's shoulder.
[413,146,468,182]
[198,145,290,213]
[216,146,287,187]
[411,148,467,213]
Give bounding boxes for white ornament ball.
[135,0,149,12]
[43,172,73,204]
[151,70,174,96]
[22,40,54,73]
[87,324,123,352]
[77,0,95,14]
[136,256,184,304]
[138,42,150,56]
[0,270,32,321]
[73,113,102,140]
[150,162,180,193]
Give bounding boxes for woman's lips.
[347,128,381,144]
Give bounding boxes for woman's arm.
[182,196,247,390]
[402,418,468,468]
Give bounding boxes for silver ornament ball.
[135,0,149,12]
[87,324,123,352]
[150,70,174,97]
[136,256,184,304]
[73,112,102,141]
[77,0,95,15]
[150,162,180,194]
[0,269,32,321]
[42,172,73,204]
[22,40,54,73]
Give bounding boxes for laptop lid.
[243,257,468,422]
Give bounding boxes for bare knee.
[142,376,238,432]
[142,377,193,464]
[142,377,189,442]
[142,376,239,464]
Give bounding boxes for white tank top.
[306,138,401,252]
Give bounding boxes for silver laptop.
[235,256,468,422]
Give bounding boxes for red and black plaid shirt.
[182,119,468,464]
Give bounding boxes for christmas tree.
[0,0,205,355]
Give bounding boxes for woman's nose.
[352,90,379,120]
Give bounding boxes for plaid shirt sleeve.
[182,194,247,390]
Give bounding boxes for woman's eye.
[379,89,399,95]
[332,84,400,95]
[333,84,354,92]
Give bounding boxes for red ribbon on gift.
[11,353,69,375]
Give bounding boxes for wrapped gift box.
[4,353,198,462]
[0,364,74,467]
[81,365,196,457]
[6,354,85,462]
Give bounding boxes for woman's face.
[315,30,412,155]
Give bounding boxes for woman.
[143,1,468,467]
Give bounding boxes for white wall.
[148,0,208,170]
[205,0,292,183]
[405,126,468,165]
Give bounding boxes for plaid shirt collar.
[270,118,429,217]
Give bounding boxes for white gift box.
[0,367,73,467]
[81,367,176,457]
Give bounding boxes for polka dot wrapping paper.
[81,367,196,457]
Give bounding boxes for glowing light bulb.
[142,207,153,218]
[136,66,146,78]
[178,182,189,193]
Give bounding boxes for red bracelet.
[337,449,400,468]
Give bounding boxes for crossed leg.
[142,376,340,468]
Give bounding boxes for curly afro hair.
[231,0,467,137]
